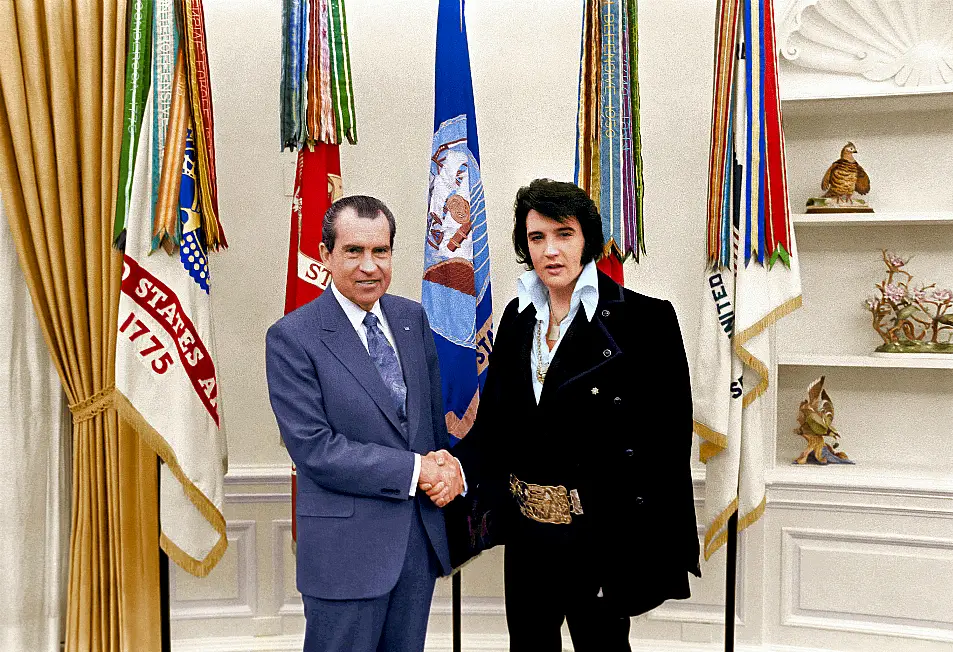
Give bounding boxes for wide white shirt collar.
[517,259,599,324]
[329,281,398,357]
[331,281,385,330]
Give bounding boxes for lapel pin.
[591,387,599,395]
[403,326,410,331]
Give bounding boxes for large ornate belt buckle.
[509,474,573,525]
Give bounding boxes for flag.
[113,0,228,576]
[116,98,227,574]
[574,0,646,283]
[693,0,801,560]
[280,0,357,545]
[283,145,342,543]
[283,147,341,313]
[422,0,493,443]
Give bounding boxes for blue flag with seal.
[422,0,492,444]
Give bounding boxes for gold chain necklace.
[536,304,568,384]
[535,320,549,383]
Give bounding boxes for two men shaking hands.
[418,449,464,508]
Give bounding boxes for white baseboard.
[172,633,840,652]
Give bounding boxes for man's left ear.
[319,242,330,263]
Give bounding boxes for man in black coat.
[426,179,700,651]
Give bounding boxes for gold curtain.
[0,1,161,650]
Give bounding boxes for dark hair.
[322,195,397,251]
[512,179,604,269]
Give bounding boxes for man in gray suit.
[266,195,464,652]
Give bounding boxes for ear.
[319,242,331,263]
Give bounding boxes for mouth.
[356,280,381,287]
[543,263,565,274]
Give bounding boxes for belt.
[509,474,584,525]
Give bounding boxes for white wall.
[206,0,716,470]
[171,1,953,650]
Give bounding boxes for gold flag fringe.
[113,390,228,577]
[698,292,802,559]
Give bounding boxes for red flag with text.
[285,144,342,541]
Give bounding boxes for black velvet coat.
[450,271,701,617]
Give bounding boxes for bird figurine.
[821,141,870,203]
[793,376,852,465]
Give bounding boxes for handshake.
[418,449,465,508]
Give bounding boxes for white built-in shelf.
[792,211,953,227]
[778,353,953,370]
[780,92,953,116]
[767,464,953,497]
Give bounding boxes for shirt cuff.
[409,453,421,497]
[455,456,468,496]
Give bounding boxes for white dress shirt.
[517,260,600,403]
[329,282,465,498]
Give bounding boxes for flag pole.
[452,573,462,652]
[724,512,738,652]
[160,459,171,652]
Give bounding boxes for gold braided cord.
[68,385,117,425]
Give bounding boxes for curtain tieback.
[69,385,116,424]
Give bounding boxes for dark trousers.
[503,520,632,652]
[301,498,440,652]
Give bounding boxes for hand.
[418,449,463,507]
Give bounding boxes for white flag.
[694,22,802,558]
[115,89,227,575]
[694,249,801,559]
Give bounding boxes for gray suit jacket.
[265,289,452,600]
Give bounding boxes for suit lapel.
[318,291,407,437]
[383,296,420,446]
[514,305,539,407]
[539,272,625,405]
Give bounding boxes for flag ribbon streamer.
[281,0,357,150]
[574,0,645,269]
[706,0,791,270]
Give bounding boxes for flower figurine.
[865,251,953,354]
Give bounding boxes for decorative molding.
[777,0,953,99]
[171,520,258,620]
[171,633,844,652]
[430,596,505,617]
[225,491,292,504]
[766,466,953,502]
[225,464,293,486]
[272,519,303,617]
[768,497,953,519]
[781,527,953,643]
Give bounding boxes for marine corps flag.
[423,0,493,445]
[284,146,342,313]
[114,0,228,575]
[693,0,801,560]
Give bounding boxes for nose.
[359,252,376,273]
[545,239,558,257]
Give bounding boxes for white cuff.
[409,453,421,497]
[455,456,468,497]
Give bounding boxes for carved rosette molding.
[777,0,953,99]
